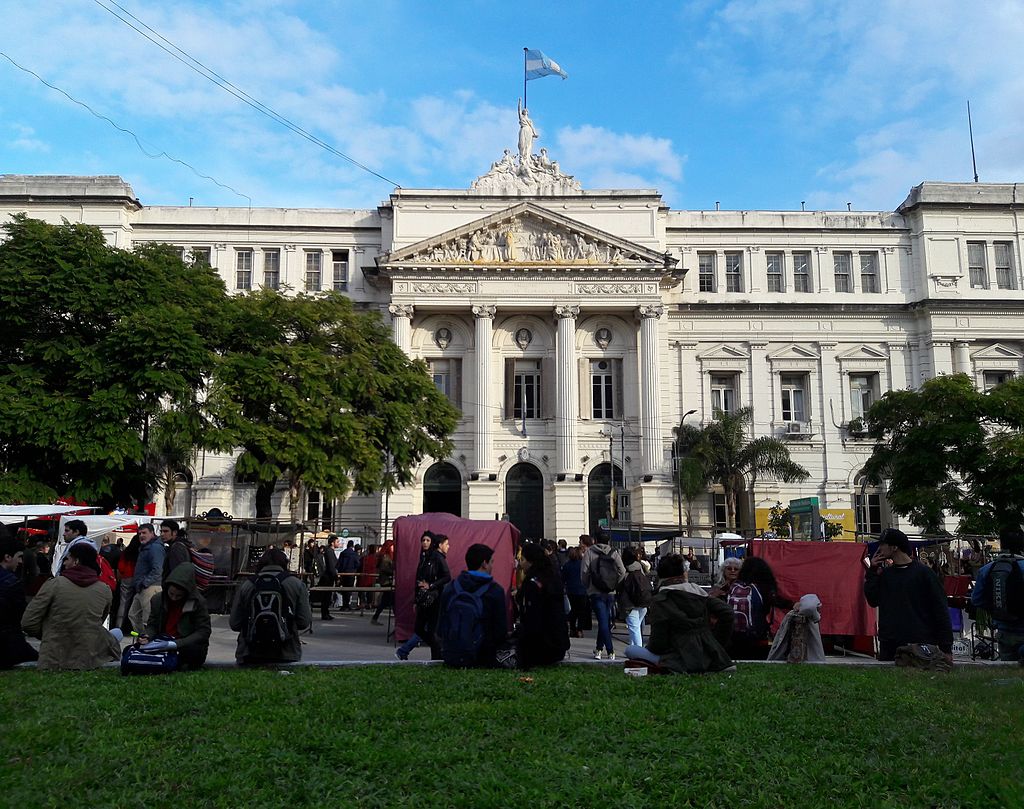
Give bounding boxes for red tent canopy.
[392,513,519,642]
[751,539,876,637]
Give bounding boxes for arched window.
[853,474,886,537]
[505,463,544,540]
[423,462,462,517]
[587,463,623,536]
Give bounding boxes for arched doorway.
[505,463,544,540]
[423,462,462,517]
[587,462,623,535]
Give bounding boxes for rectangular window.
[306,490,334,526]
[849,373,879,421]
[766,252,785,292]
[513,359,542,420]
[235,249,253,290]
[263,249,280,289]
[698,253,716,292]
[793,251,811,292]
[780,374,807,423]
[712,493,727,532]
[725,252,743,292]
[995,242,1015,290]
[710,374,737,414]
[833,252,852,293]
[854,492,882,535]
[984,370,1015,390]
[305,251,322,292]
[591,359,615,419]
[332,250,349,292]
[968,242,987,289]
[192,247,211,266]
[859,251,879,293]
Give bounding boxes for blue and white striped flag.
[525,49,568,81]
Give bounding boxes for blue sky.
[2,1,1022,211]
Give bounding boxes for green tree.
[863,373,1024,535]
[676,407,810,531]
[768,501,792,537]
[0,216,225,505]
[205,289,459,520]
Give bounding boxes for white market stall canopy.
[0,504,97,525]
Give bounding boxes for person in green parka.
[140,564,212,669]
[624,554,735,674]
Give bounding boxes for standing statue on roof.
[517,98,538,166]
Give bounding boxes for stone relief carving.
[406,218,643,266]
[554,304,580,319]
[388,303,414,318]
[575,283,643,295]
[411,282,477,294]
[471,304,497,319]
[637,304,665,319]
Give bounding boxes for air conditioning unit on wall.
[786,421,810,436]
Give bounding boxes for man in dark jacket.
[229,549,311,665]
[864,527,953,663]
[161,521,191,580]
[624,554,734,674]
[0,536,39,669]
[338,540,360,610]
[437,543,507,668]
[317,535,341,620]
[141,564,212,669]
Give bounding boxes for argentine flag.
[525,49,568,81]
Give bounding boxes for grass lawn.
[2,664,1021,808]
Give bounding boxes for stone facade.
[2,156,1022,542]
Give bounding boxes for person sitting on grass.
[436,543,507,668]
[138,564,212,670]
[0,535,38,669]
[230,549,311,666]
[21,542,121,670]
[624,553,735,674]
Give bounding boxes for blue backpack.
[440,578,493,668]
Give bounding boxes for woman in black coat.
[516,542,570,669]
[396,533,451,660]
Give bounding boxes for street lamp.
[674,409,698,537]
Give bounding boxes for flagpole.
[523,47,528,109]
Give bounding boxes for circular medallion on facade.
[517,447,530,462]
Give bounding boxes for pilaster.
[472,305,496,474]
[637,304,664,477]
[554,304,580,476]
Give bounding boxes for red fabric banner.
[751,540,876,637]
[392,513,519,642]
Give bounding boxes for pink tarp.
[392,513,519,642]
[751,540,876,637]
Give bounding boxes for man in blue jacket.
[971,527,1024,662]
[129,523,166,632]
[437,544,507,668]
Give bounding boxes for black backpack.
[624,569,653,608]
[988,556,1024,624]
[439,578,493,668]
[593,551,621,593]
[246,571,294,657]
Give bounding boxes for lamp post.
[674,409,698,537]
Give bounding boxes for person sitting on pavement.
[515,542,569,669]
[0,535,39,669]
[21,542,121,670]
[139,564,212,670]
[624,553,735,674]
[436,543,508,668]
[229,549,312,666]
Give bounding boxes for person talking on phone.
[864,528,953,663]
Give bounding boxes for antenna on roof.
[967,100,979,183]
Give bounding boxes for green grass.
[2,665,1021,808]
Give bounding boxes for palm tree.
[676,407,809,531]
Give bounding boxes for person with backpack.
[437,543,507,668]
[514,542,569,669]
[581,530,626,660]
[624,553,735,674]
[864,527,953,664]
[138,564,211,670]
[229,549,311,665]
[727,556,793,660]
[970,527,1024,662]
[618,546,653,647]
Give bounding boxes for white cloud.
[555,125,685,190]
[7,123,49,153]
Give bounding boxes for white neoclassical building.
[2,122,1022,542]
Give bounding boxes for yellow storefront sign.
[755,507,857,540]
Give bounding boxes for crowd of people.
[2,518,1022,673]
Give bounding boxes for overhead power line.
[0,50,251,206]
[91,0,402,189]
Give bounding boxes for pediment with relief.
[767,344,820,361]
[697,344,750,361]
[381,202,673,270]
[970,343,1023,361]
[836,344,888,362]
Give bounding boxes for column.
[637,304,664,477]
[929,340,954,377]
[388,303,413,354]
[953,340,972,375]
[472,305,496,474]
[554,304,579,476]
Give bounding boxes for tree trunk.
[255,481,275,521]
[725,484,738,532]
[287,475,302,526]
[163,470,176,516]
